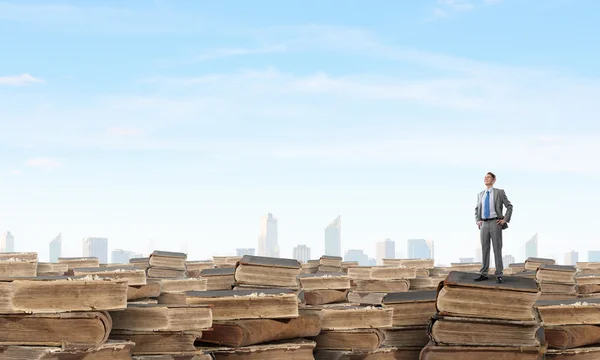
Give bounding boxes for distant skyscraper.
[368,258,376,266]
[407,239,433,259]
[564,250,578,266]
[293,245,311,263]
[376,238,395,265]
[236,248,255,257]
[1,231,15,252]
[258,213,279,258]
[49,233,62,262]
[111,249,137,264]
[525,234,538,259]
[344,249,369,266]
[503,254,516,265]
[324,216,341,257]
[83,237,108,263]
[589,250,600,262]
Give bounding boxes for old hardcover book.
[420,342,544,360]
[36,262,69,276]
[319,265,343,272]
[0,276,127,313]
[314,346,398,360]
[0,340,135,359]
[304,289,349,305]
[129,298,159,304]
[382,291,437,326]
[110,304,212,332]
[576,275,600,285]
[198,313,321,347]
[133,355,213,360]
[0,311,111,347]
[186,261,215,271]
[525,257,556,271]
[129,257,150,269]
[301,262,319,274]
[110,331,200,355]
[449,262,481,272]
[576,262,600,270]
[149,251,187,270]
[347,291,387,305]
[382,326,429,347]
[157,288,299,320]
[428,267,449,277]
[546,346,600,359]
[535,298,600,325]
[539,281,577,295]
[428,315,543,347]
[436,271,540,321]
[234,255,301,288]
[298,272,350,290]
[147,267,186,279]
[58,256,99,269]
[212,256,242,268]
[536,264,577,283]
[320,255,343,268]
[347,266,416,280]
[545,325,600,349]
[300,304,393,330]
[510,262,527,272]
[0,252,38,261]
[128,280,162,300]
[578,283,600,294]
[354,279,410,292]
[70,266,147,286]
[311,329,384,350]
[204,339,316,360]
[409,277,441,291]
[0,258,37,277]
[201,267,235,290]
[160,278,208,293]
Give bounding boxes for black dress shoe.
[496,276,504,283]
[474,275,488,281]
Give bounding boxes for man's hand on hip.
[496,219,506,225]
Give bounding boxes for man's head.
[484,172,496,187]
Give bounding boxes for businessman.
[474,172,513,283]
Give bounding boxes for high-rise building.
[407,239,434,259]
[258,213,279,258]
[111,249,137,264]
[503,254,516,265]
[564,250,578,266]
[293,245,311,263]
[49,233,62,262]
[236,248,255,257]
[324,216,341,257]
[368,258,376,266]
[83,237,108,263]
[1,231,15,252]
[525,234,538,259]
[589,250,600,262]
[344,249,369,266]
[376,238,395,265]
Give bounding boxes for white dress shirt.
[481,187,498,219]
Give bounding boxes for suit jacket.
[474,188,513,229]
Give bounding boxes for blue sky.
[1,0,599,264]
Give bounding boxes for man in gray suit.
[474,172,513,283]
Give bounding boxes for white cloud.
[432,0,501,18]
[25,158,63,170]
[0,73,45,86]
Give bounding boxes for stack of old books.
[346,265,415,305]
[163,255,320,358]
[109,303,214,358]
[389,258,443,291]
[318,255,343,273]
[507,262,526,274]
[145,251,187,279]
[535,264,578,300]
[421,271,545,359]
[381,290,438,359]
[185,260,214,278]
[536,298,600,359]
[341,261,358,274]
[58,256,100,269]
[448,262,481,272]
[575,262,600,299]
[0,269,134,359]
[0,252,38,277]
[199,267,235,290]
[525,257,556,271]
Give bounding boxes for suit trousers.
[479,220,503,276]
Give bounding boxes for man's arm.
[475,193,482,223]
[502,190,513,222]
